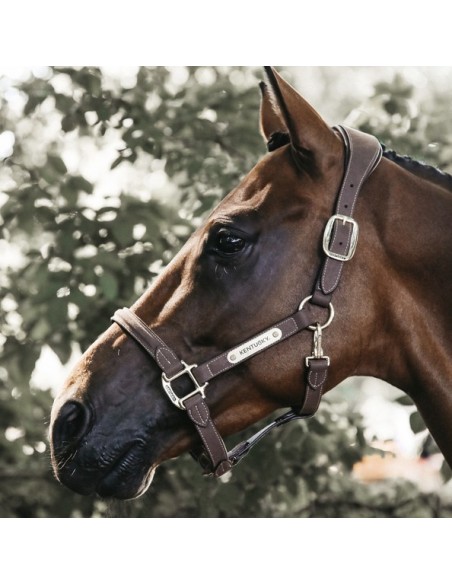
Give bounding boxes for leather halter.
[111,126,382,478]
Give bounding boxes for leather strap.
[112,303,317,385]
[226,409,313,466]
[111,308,183,378]
[311,126,382,308]
[303,357,329,414]
[184,393,232,476]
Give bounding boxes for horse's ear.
[259,81,287,143]
[263,67,340,166]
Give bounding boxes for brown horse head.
[49,67,452,500]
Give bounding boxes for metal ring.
[298,295,335,330]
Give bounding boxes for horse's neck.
[367,158,452,464]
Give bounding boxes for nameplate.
[227,328,282,364]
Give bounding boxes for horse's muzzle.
[50,400,156,499]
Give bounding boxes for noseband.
[112,126,382,477]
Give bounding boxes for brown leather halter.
[111,125,383,478]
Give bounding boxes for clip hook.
[305,323,330,367]
[313,323,323,359]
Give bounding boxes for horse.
[49,67,452,501]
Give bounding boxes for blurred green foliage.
[1,66,452,517]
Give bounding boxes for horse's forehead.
[213,147,298,215]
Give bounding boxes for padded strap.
[111,308,183,378]
[303,357,329,414]
[311,126,382,308]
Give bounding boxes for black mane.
[267,132,452,192]
[381,145,452,192]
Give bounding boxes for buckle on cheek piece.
[323,214,359,262]
[161,361,208,410]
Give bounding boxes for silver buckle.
[323,214,359,262]
[161,361,207,410]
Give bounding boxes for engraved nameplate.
[227,328,282,364]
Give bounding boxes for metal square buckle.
[323,214,359,262]
[161,361,207,410]
[305,355,331,367]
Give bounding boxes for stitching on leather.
[128,314,178,362]
[206,357,231,378]
[199,427,215,461]
[281,317,298,338]
[189,404,202,426]
[322,212,346,293]
[193,402,227,465]
[322,256,343,294]
[350,147,381,215]
[205,414,227,460]
[336,129,354,212]
[156,348,172,368]
[308,369,318,388]
[308,368,326,389]
[194,403,209,426]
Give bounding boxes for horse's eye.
[214,229,246,255]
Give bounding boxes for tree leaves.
[410,411,426,434]
[111,221,134,248]
[47,155,67,175]
[394,394,414,406]
[99,271,119,301]
[65,175,93,194]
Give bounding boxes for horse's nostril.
[52,400,92,453]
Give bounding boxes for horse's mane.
[266,131,452,193]
[381,146,452,193]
